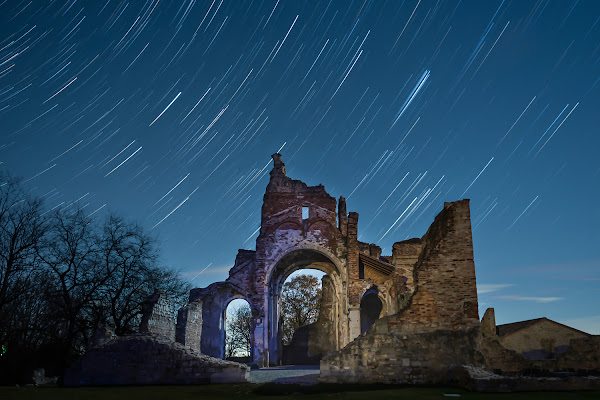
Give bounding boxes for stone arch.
[274,220,302,231]
[307,218,337,232]
[224,298,253,359]
[360,286,386,334]
[196,282,252,360]
[265,247,344,365]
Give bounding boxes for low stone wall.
[64,334,249,386]
[556,336,600,371]
[319,326,483,384]
[463,365,600,392]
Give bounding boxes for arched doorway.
[197,282,249,360]
[267,249,343,365]
[360,289,383,334]
[224,298,252,362]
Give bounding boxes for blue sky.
[1,1,598,333]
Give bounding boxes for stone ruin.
[64,290,249,386]
[181,153,481,371]
[65,153,600,390]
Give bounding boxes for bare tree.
[96,215,158,335]
[0,172,191,382]
[37,208,105,360]
[225,302,252,358]
[0,173,47,343]
[280,274,322,345]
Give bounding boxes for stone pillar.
[338,196,347,237]
[348,307,361,342]
[176,300,203,352]
[139,290,175,341]
[369,244,382,259]
[347,212,359,282]
[253,321,268,367]
[346,212,361,342]
[481,308,497,337]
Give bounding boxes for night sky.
[1,0,599,332]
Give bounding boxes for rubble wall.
[176,300,203,353]
[139,290,175,341]
[320,200,481,383]
[386,200,479,334]
[64,334,249,385]
[319,327,484,384]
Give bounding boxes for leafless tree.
[0,173,47,343]
[37,208,105,359]
[0,172,191,381]
[280,274,322,345]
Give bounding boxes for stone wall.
[384,200,479,334]
[251,153,349,366]
[176,300,203,353]
[64,334,249,386]
[139,290,175,341]
[556,336,600,371]
[478,309,600,374]
[319,327,484,384]
[190,282,247,359]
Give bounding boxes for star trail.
[1,0,599,332]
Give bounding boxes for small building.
[496,317,591,360]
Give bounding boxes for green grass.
[1,384,599,400]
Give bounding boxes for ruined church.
[190,153,478,368]
[66,153,600,389]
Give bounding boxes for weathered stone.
[64,334,249,386]
[139,290,175,341]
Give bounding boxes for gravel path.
[248,365,320,384]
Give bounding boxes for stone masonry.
[64,334,249,386]
[139,290,176,341]
[179,154,482,370]
[67,153,598,388]
[173,153,599,387]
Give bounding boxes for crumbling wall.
[556,336,600,370]
[320,200,481,383]
[190,282,248,359]
[139,290,175,341]
[64,334,249,385]
[478,308,600,373]
[176,300,203,353]
[251,153,348,366]
[385,200,479,334]
[320,327,484,384]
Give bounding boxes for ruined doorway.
[360,290,383,334]
[224,298,252,363]
[267,249,342,366]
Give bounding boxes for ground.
[2,384,600,400]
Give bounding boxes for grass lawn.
[1,384,599,400]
